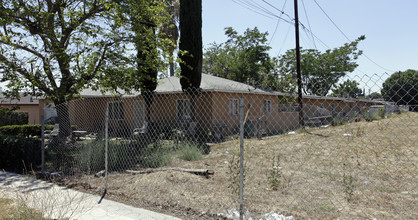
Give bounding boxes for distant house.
[0,94,42,124]
[39,74,389,137]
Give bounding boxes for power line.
[268,0,288,45]
[231,0,276,20]
[312,0,394,72]
[301,0,316,49]
[231,0,293,24]
[261,0,294,21]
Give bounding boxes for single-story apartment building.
[39,74,390,138]
[0,94,42,124]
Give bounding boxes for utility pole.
[294,0,304,127]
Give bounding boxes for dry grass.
[70,112,418,219]
[0,197,48,219]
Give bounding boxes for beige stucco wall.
[210,92,299,135]
[0,104,40,124]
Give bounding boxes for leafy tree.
[0,0,171,139]
[367,92,382,100]
[381,69,418,110]
[331,79,362,98]
[0,0,121,138]
[276,36,365,96]
[179,0,202,121]
[161,0,180,77]
[203,27,273,86]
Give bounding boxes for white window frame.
[228,99,239,115]
[108,101,124,120]
[176,99,191,121]
[264,99,272,114]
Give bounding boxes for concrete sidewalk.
[0,171,181,220]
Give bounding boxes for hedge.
[0,108,28,126]
[0,134,41,172]
[0,124,78,137]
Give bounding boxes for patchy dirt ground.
[65,112,417,219]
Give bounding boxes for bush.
[77,139,133,172]
[370,113,381,121]
[0,124,77,137]
[331,116,345,126]
[178,142,203,161]
[0,134,41,172]
[137,140,172,168]
[0,108,28,126]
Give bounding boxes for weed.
[342,173,355,202]
[227,155,245,196]
[14,201,48,220]
[315,203,336,213]
[377,121,388,131]
[332,116,345,126]
[370,113,381,121]
[267,155,282,191]
[138,146,172,168]
[178,142,203,161]
[355,126,365,137]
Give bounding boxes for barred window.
[264,100,272,114]
[177,99,191,121]
[228,99,239,115]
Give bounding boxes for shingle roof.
[77,74,388,105]
[0,94,41,105]
[79,74,287,97]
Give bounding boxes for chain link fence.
[41,73,417,219]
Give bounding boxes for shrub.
[370,113,381,121]
[0,124,77,137]
[77,139,133,172]
[178,142,203,161]
[0,107,28,126]
[331,116,345,126]
[0,134,41,172]
[139,147,172,168]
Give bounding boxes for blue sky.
[202,0,418,93]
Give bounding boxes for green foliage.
[0,135,41,171]
[0,107,28,126]
[179,0,202,91]
[0,124,76,137]
[331,79,363,98]
[267,155,283,191]
[381,70,418,109]
[367,92,382,100]
[342,173,355,202]
[331,116,345,126]
[178,142,203,161]
[78,139,134,172]
[138,144,172,168]
[369,113,381,121]
[276,36,365,96]
[13,201,48,220]
[202,27,273,87]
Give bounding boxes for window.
[264,100,271,114]
[177,99,191,121]
[228,99,239,115]
[109,101,124,120]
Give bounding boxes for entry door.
[133,100,146,128]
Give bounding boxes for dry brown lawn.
[70,112,417,219]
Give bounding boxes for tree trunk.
[169,61,175,76]
[55,101,72,139]
[142,91,154,122]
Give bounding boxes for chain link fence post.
[41,115,45,174]
[239,98,245,220]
